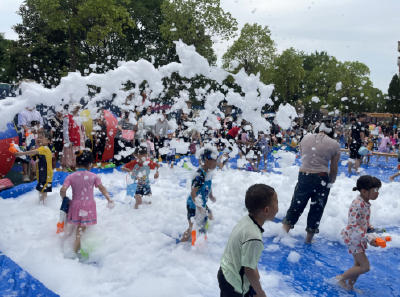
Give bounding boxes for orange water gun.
[373,234,392,248]
[9,143,26,159]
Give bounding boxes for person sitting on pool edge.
[218,184,279,297]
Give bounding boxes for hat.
[232,122,237,127]
[167,130,173,134]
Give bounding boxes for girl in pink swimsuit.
[336,175,382,290]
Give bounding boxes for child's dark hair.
[135,146,148,155]
[352,175,381,192]
[39,130,52,142]
[31,120,40,126]
[75,150,94,166]
[245,184,275,214]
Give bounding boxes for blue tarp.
[0,251,59,297]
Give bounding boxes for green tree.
[1,2,70,85]
[160,0,237,65]
[386,74,400,120]
[32,0,135,72]
[221,23,276,84]
[272,48,305,105]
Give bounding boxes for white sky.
[1,0,399,93]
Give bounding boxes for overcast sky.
[1,0,399,93]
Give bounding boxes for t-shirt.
[35,146,53,188]
[163,138,176,155]
[227,127,240,138]
[124,159,157,187]
[49,117,63,143]
[18,109,43,129]
[299,134,341,173]
[63,170,102,201]
[187,168,212,209]
[351,122,365,141]
[115,119,136,140]
[220,215,265,295]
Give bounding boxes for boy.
[163,130,176,169]
[180,147,218,242]
[121,146,160,209]
[218,184,279,297]
[12,131,53,204]
[217,148,231,170]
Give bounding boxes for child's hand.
[209,195,216,203]
[154,171,159,179]
[370,238,378,247]
[107,200,115,209]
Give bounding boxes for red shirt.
[227,127,240,138]
[124,159,157,171]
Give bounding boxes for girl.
[336,175,381,290]
[376,133,396,162]
[60,150,114,255]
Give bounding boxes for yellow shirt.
[35,146,53,185]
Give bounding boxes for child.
[180,147,218,242]
[336,175,381,290]
[217,148,231,170]
[376,133,396,162]
[218,184,278,297]
[145,131,155,158]
[121,146,160,209]
[60,150,114,254]
[164,130,176,169]
[12,130,53,203]
[253,132,271,171]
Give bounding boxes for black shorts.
[187,204,211,220]
[350,140,362,160]
[217,268,255,297]
[166,155,175,162]
[36,182,52,193]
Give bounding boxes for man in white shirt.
[17,106,44,182]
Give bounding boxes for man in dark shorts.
[348,114,366,174]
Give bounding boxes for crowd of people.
[10,102,397,296]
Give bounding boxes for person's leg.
[73,224,87,254]
[30,163,37,182]
[347,159,353,174]
[354,159,362,174]
[39,192,47,204]
[217,267,243,297]
[336,253,370,289]
[386,156,388,162]
[305,175,330,243]
[181,220,194,242]
[389,171,400,182]
[134,194,143,209]
[22,162,28,175]
[282,174,312,233]
[264,153,268,170]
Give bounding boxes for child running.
[336,175,381,290]
[218,184,278,297]
[12,130,53,203]
[60,150,114,254]
[121,146,160,209]
[180,146,218,242]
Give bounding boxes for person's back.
[300,133,341,173]
[66,170,101,202]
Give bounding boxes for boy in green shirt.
[218,184,279,297]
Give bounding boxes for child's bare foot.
[335,276,350,290]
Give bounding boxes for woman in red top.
[226,122,240,141]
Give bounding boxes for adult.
[114,109,136,166]
[226,122,240,142]
[92,109,109,163]
[282,122,340,243]
[49,106,64,169]
[17,106,44,182]
[348,114,367,174]
[153,110,171,160]
[189,129,203,154]
[62,103,86,172]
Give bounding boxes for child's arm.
[98,184,113,203]
[13,150,40,157]
[244,267,267,297]
[121,166,133,173]
[60,186,68,198]
[209,189,216,203]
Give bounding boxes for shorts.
[166,155,175,163]
[36,181,52,193]
[217,268,255,297]
[350,140,362,160]
[136,184,152,196]
[187,204,211,221]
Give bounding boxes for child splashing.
[60,150,114,256]
[180,145,218,243]
[336,175,382,290]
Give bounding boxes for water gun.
[56,197,70,233]
[191,206,209,246]
[367,228,392,248]
[104,163,116,168]
[9,143,26,159]
[25,131,34,147]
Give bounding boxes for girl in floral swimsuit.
[336,175,382,290]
